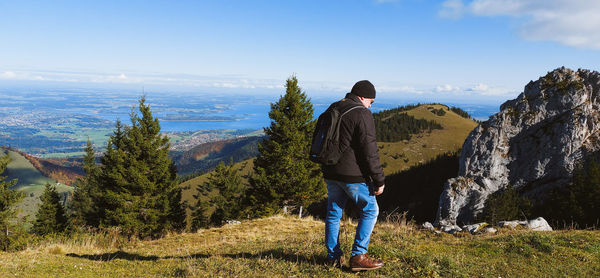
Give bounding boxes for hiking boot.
[350,254,384,271]
[325,256,345,268]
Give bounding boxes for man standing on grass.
[321,80,385,271]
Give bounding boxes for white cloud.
[435,84,461,92]
[440,0,600,49]
[0,71,18,79]
[211,81,258,89]
[378,85,424,94]
[464,82,518,96]
[438,0,465,19]
[0,70,519,100]
[0,71,46,81]
[469,83,489,91]
[0,69,285,90]
[213,82,238,88]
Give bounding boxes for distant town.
[0,88,272,157]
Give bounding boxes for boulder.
[483,227,497,234]
[498,220,527,229]
[527,217,553,231]
[440,224,463,234]
[497,217,552,231]
[462,222,488,234]
[421,222,435,231]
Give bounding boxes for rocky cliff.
[435,67,600,226]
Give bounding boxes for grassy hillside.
[179,158,255,223]
[1,215,598,277]
[2,149,73,221]
[378,104,477,174]
[15,149,84,185]
[3,149,56,187]
[171,136,260,176]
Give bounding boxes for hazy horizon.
[2,1,599,104]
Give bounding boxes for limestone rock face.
[435,67,600,226]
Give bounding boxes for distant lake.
[158,102,273,131]
[0,87,501,133]
[157,100,499,132]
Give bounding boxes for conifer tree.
[191,198,210,230]
[32,183,68,235]
[582,158,600,224]
[207,159,244,225]
[538,158,600,228]
[0,153,26,251]
[246,76,325,217]
[481,185,531,224]
[70,139,101,226]
[97,97,185,238]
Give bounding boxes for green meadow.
[1,215,597,277]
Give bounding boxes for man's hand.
[374,184,385,196]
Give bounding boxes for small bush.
[450,106,471,119]
[481,185,531,224]
[0,224,31,252]
[430,108,446,116]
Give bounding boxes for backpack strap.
[333,104,364,141]
[340,104,363,118]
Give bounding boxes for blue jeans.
[325,179,379,259]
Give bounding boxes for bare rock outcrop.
[435,67,600,226]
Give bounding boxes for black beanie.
[351,80,376,98]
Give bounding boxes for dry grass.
[1,215,599,277]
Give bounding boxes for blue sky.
[1,0,599,102]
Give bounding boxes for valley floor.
[1,215,599,277]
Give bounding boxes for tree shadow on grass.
[67,251,169,262]
[216,250,353,272]
[218,248,327,266]
[67,248,326,266]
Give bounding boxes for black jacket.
[322,93,385,187]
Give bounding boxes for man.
[323,80,385,271]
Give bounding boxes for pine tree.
[191,198,210,231]
[482,185,531,224]
[246,76,325,217]
[97,119,126,228]
[582,158,600,225]
[70,139,101,227]
[539,159,600,228]
[32,183,68,235]
[96,97,185,238]
[208,159,244,225]
[0,153,26,251]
